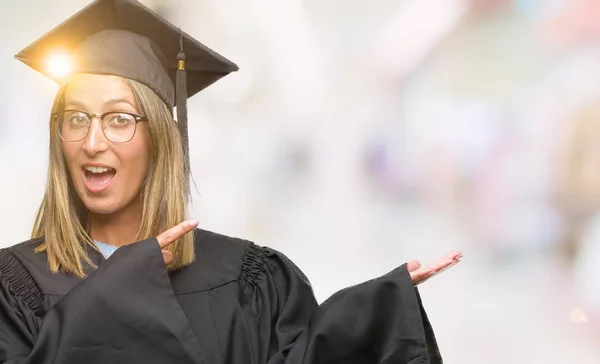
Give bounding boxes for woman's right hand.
[156,220,199,265]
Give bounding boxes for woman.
[0,0,461,363]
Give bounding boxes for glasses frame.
[52,109,148,143]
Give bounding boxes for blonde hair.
[32,77,195,277]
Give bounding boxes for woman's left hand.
[408,252,462,286]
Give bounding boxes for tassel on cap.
[176,30,190,198]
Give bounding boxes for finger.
[413,272,435,286]
[430,252,462,267]
[425,251,463,273]
[444,251,463,261]
[413,254,463,285]
[157,220,199,249]
[162,250,174,265]
[409,267,434,283]
[409,252,463,283]
[426,257,456,273]
[407,260,421,272]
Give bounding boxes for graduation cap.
[15,0,239,195]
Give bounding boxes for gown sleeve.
[0,239,203,364]
[241,244,443,364]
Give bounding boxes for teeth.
[85,166,113,174]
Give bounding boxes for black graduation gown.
[0,228,443,363]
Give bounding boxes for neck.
[89,197,143,247]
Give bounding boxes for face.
[61,74,152,215]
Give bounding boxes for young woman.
[0,0,461,363]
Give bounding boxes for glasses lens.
[58,111,90,141]
[103,112,137,143]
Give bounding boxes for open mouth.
[82,165,116,193]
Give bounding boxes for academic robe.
[0,228,443,363]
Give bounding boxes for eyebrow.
[64,99,136,110]
[64,100,87,109]
[104,99,136,108]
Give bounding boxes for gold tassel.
[176,31,190,199]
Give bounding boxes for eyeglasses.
[52,110,148,143]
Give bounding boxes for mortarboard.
[14,0,239,195]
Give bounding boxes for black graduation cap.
[15,0,239,195]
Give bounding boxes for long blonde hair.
[31,77,195,277]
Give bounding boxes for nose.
[82,117,109,156]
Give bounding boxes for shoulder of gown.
[0,239,45,315]
[2,237,87,298]
[170,228,305,297]
[0,230,301,298]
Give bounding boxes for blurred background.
[1,0,600,362]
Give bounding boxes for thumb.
[407,260,421,272]
[162,250,174,265]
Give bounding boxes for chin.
[75,189,126,215]
[73,180,142,216]
[81,198,126,215]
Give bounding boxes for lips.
[81,164,117,194]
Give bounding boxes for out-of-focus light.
[45,52,73,80]
[516,0,567,20]
[372,0,469,77]
[569,308,588,324]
